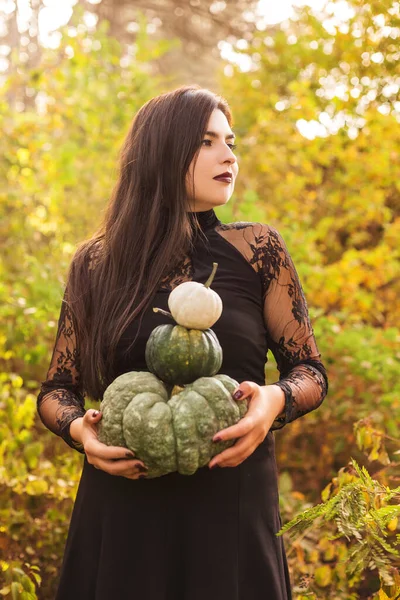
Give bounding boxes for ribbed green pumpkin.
[145,324,223,385]
[97,371,247,478]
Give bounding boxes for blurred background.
[1,0,399,598]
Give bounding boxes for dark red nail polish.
[210,463,219,469]
[138,474,147,479]
[233,390,243,400]
[126,452,135,458]
[137,465,148,472]
[213,436,222,443]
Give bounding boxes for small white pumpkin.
[168,262,223,330]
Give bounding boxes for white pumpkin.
[168,262,223,330]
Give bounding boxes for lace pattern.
[159,255,194,290]
[37,291,86,453]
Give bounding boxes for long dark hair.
[66,85,233,399]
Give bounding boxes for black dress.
[37,209,328,600]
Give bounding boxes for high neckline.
[189,208,221,232]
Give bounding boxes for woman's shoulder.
[71,238,104,273]
[216,220,291,275]
[217,220,282,242]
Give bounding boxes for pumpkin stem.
[171,385,185,397]
[204,262,218,288]
[153,307,174,320]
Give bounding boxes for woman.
[37,84,328,600]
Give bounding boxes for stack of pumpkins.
[98,263,247,478]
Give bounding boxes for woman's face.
[186,108,238,212]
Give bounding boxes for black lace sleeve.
[257,225,328,430]
[37,287,86,453]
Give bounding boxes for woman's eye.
[201,140,237,150]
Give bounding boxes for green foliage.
[276,459,400,597]
[0,371,86,598]
[0,561,41,599]
[279,459,400,565]
[0,373,83,497]
[275,415,400,599]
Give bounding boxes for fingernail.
[138,474,147,479]
[233,390,243,400]
[210,463,219,469]
[93,410,99,417]
[137,465,148,472]
[125,452,135,458]
[213,436,222,443]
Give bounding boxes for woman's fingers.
[91,456,148,477]
[209,382,258,443]
[84,408,103,424]
[113,459,148,478]
[212,394,266,443]
[209,433,264,468]
[212,414,255,442]
[82,414,136,461]
[213,383,271,444]
[124,471,149,481]
[85,436,137,461]
[208,382,272,469]
[231,380,259,401]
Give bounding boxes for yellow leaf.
[321,482,332,502]
[387,517,398,532]
[11,581,23,600]
[309,550,319,562]
[323,543,336,561]
[11,376,23,389]
[366,447,379,464]
[314,565,332,587]
[25,479,48,496]
[0,586,11,596]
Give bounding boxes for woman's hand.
[72,409,148,480]
[208,382,285,469]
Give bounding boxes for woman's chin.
[192,197,231,211]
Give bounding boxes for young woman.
[37,84,328,600]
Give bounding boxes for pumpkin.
[168,262,223,330]
[97,371,247,478]
[145,323,222,385]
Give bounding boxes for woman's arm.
[36,287,86,452]
[259,224,328,430]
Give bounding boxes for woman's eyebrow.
[204,130,236,140]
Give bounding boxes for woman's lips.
[213,176,232,183]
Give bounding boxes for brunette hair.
[65,84,233,399]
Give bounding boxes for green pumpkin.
[97,371,247,478]
[145,324,223,385]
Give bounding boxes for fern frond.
[368,530,400,556]
[350,458,375,487]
